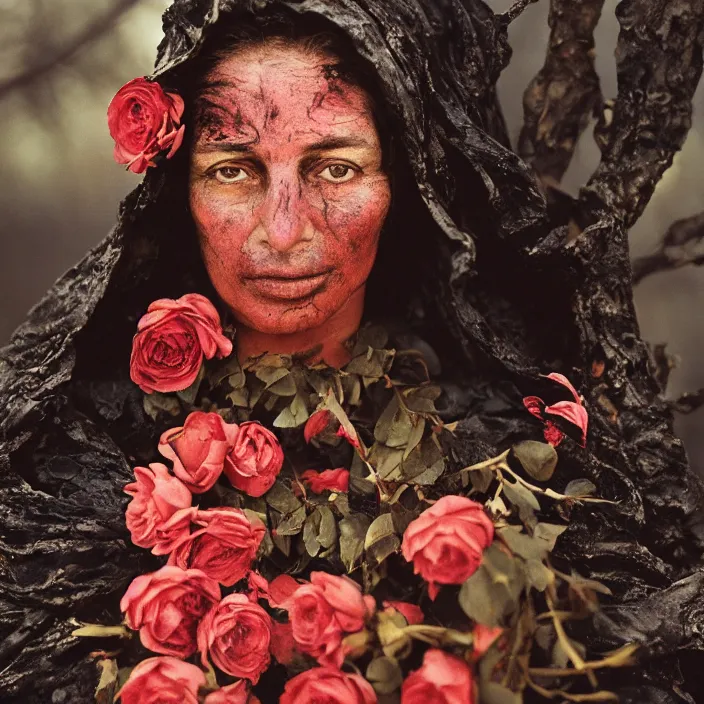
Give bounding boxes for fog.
[1,0,702,470]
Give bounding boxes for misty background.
[1,0,703,471]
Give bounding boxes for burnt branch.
[671,388,704,415]
[581,0,704,229]
[632,211,704,285]
[0,0,142,102]
[497,0,541,25]
[518,0,605,184]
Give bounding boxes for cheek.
[189,186,257,268]
[318,180,391,263]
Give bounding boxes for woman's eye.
[214,166,249,184]
[318,164,356,183]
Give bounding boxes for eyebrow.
[196,135,373,154]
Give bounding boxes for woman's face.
[189,43,391,336]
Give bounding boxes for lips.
[244,269,332,301]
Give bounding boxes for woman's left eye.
[318,164,356,183]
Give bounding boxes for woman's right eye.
[214,166,249,184]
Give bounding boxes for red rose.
[130,293,232,394]
[152,507,198,556]
[301,468,350,494]
[281,667,377,704]
[304,410,333,443]
[204,681,261,704]
[287,572,374,667]
[401,495,494,600]
[382,600,424,625]
[108,77,185,174]
[168,507,265,586]
[197,593,272,683]
[401,649,475,704]
[472,624,502,659]
[120,566,220,657]
[223,421,284,497]
[124,463,192,549]
[159,412,239,493]
[116,656,205,704]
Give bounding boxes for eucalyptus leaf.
[365,513,396,550]
[274,393,310,428]
[471,468,494,493]
[176,364,205,406]
[318,505,338,549]
[565,478,597,497]
[366,657,403,695]
[274,506,307,536]
[339,514,371,572]
[458,564,515,627]
[503,480,540,524]
[498,526,547,561]
[303,510,323,557]
[533,522,568,552]
[513,440,558,481]
[365,513,399,567]
[143,392,180,421]
[524,559,553,591]
[479,682,522,704]
[265,482,302,514]
[402,385,442,414]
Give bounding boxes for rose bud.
[158,411,239,493]
[120,565,220,658]
[116,656,205,704]
[130,293,232,395]
[204,681,261,704]
[223,421,284,497]
[198,593,273,683]
[301,468,350,494]
[286,572,375,668]
[281,667,377,704]
[401,649,475,703]
[108,77,185,174]
[168,507,265,587]
[124,463,192,549]
[401,495,494,600]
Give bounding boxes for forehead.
[194,44,377,146]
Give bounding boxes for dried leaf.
[459,564,516,627]
[265,482,302,515]
[533,523,567,552]
[274,506,307,536]
[274,393,310,428]
[94,659,119,704]
[339,514,371,572]
[479,682,522,704]
[142,392,180,420]
[565,478,597,497]
[365,513,400,567]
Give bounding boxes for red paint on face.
[189,44,391,356]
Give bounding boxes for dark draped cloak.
[1,1,703,701]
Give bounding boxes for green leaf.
[366,657,403,695]
[318,505,337,549]
[142,392,181,421]
[513,441,558,481]
[523,559,553,592]
[226,385,250,408]
[533,522,567,552]
[565,478,597,497]
[265,482,302,515]
[365,513,400,568]
[274,506,307,536]
[458,563,515,627]
[498,525,547,561]
[273,393,310,428]
[471,468,494,493]
[479,682,522,704]
[303,510,323,557]
[365,513,396,550]
[503,480,540,525]
[339,514,371,572]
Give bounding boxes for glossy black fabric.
[1,1,703,701]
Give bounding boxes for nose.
[260,171,313,252]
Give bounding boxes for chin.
[233,297,336,336]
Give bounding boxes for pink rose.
[401,649,475,704]
[116,656,205,704]
[197,593,272,683]
[152,507,198,555]
[130,293,232,394]
[204,681,261,704]
[304,410,332,443]
[301,468,350,494]
[159,412,239,493]
[124,463,192,549]
[108,77,185,174]
[472,624,503,659]
[223,421,284,497]
[281,667,377,704]
[383,600,424,625]
[168,507,265,586]
[120,566,220,657]
[287,572,375,667]
[401,495,494,600]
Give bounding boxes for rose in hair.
[108,77,185,173]
[280,667,377,704]
[116,656,205,704]
[198,593,272,683]
[158,411,239,493]
[401,495,494,600]
[120,566,220,658]
[286,572,375,667]
[401,648,475,703]
[223,421,284,497]
[130,293,232,394]
[168,507,265,587]
[124,463,192,549]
